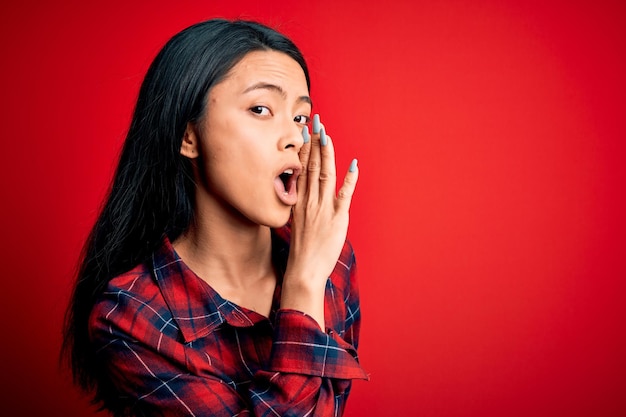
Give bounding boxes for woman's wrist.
[280,274,326,330]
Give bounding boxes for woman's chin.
[264,208,292,229]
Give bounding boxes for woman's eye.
[250,106,271,116]
[294,115,311,124]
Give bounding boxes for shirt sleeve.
[270,310,367,379]
[252,309,367,416]
[253,241,368,414]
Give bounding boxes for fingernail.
[320,128,327,146]
[312,114,321,134]
[349,158,358,172]
[302,126,310,143]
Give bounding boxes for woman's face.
[184,50,312,228]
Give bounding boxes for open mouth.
[274,166,300,205]
[279,168,294,191]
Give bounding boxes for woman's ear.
[180,123,199,158]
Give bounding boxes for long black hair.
[62,18,310,410]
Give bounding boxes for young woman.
[62,19,367,416]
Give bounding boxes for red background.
[1,1,625,416]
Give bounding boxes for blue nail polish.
[312,114,321,134]
[320,128,327,146]
[349,158,358,173]
[302,126,310,143]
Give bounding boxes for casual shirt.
[89,225,368,416]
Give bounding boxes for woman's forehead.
[219,50,309,96]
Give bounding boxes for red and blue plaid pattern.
[89,225,367,416]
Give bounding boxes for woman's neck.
[174,212,274,285]
[172,193,278,318]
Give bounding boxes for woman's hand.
[281,114,359,329]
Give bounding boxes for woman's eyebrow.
[243,82,312,106]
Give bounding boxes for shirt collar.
[151,227,291,343]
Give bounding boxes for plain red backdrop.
[1,0,624,416]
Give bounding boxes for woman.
[62,18,367,416]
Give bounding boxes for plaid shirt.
[89,225,367,416]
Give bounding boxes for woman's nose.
[278,120,306,151]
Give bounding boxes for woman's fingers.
[336,158,359,213]
[297,126,312,205]
[297,114,358,211]
[319,128,337,201]
[305,115,323,202]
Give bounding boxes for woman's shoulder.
[89,260,168,337]
[111,261,154,287]
[92,237,182,317]
[100,262,160,305]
